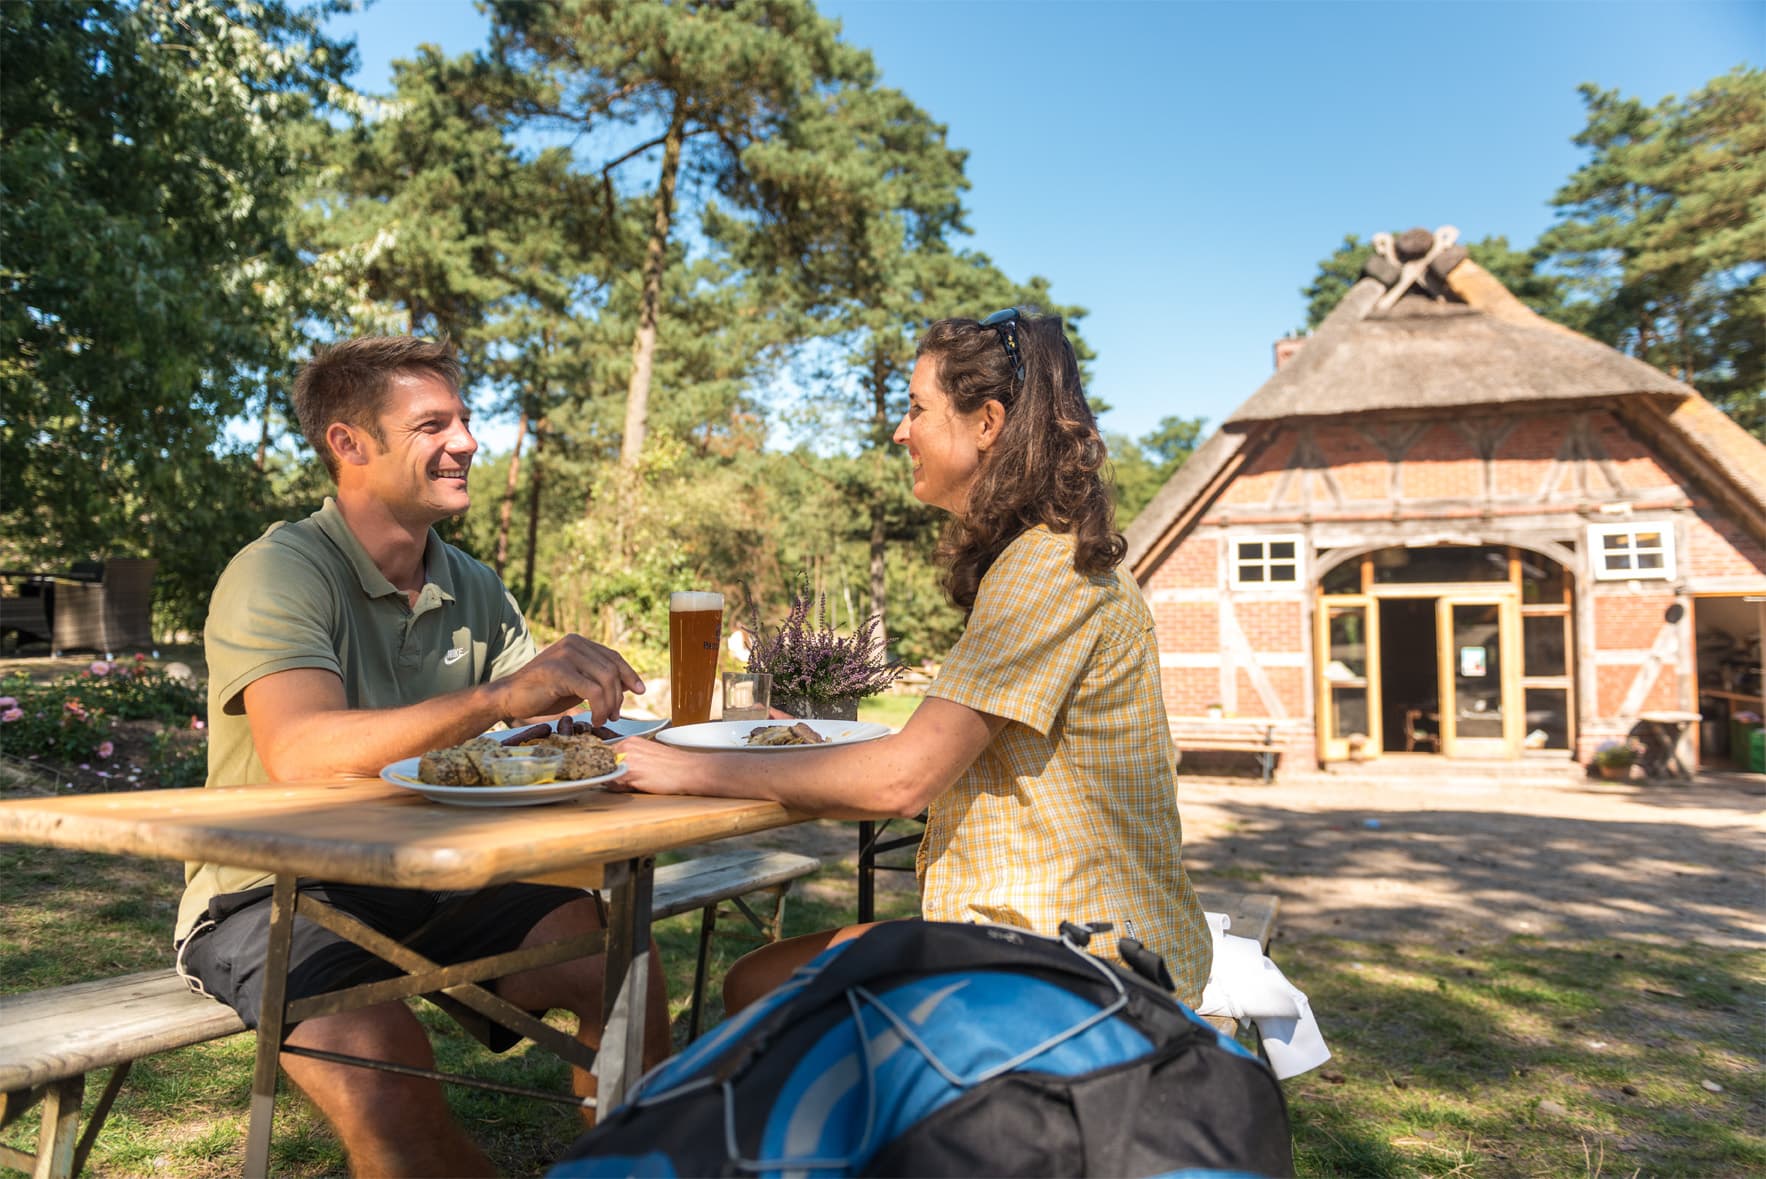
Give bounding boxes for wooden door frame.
[1436,591,1522,758]
[1315,595,1381,763]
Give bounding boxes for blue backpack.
[551,920,1292,1178]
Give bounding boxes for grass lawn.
[857,691,918,729]
[4,836,1762,1175]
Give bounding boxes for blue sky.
[329,0,1761,447]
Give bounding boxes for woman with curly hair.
[617,309,1212,1011]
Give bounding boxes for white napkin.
[1195,911,1331,1079]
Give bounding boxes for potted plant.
[746,578,904,720]
[1591,741,1635,782]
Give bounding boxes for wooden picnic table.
[0,779,808,1177]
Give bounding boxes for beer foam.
[670,591,724,612]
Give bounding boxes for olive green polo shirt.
[176,498,535,939]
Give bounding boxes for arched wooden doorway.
[1315,545,1575,761]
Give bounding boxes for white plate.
[483,716,667,744]
[380,759,628,807]
[654,719,892,752]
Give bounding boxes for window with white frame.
[1588,523,1674,581]
[1230,535,1303,588]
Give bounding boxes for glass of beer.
[669,591,724,726]
[721,672,772,721]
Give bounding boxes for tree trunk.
[521,422,545,603]
[494,408,528,578]
[255,386,272,472]
[867,349,891,649]
[620,101,687,470]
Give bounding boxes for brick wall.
[1398,424,1483,499]
[1686,505,1766,579]
[1145,536,1217,591]
[1153,600,1218,654]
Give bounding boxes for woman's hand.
[608,734,721,796]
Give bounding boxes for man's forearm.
[250,679,519,781]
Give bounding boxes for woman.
[616,309,1212,1012]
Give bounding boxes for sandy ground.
[701,769,1766,950]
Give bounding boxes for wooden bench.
[0,848,818,1179]
[1172,721,1280,782]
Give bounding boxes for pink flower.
[78,763,90,770]
[134,653,147,663]
[190,716,206,730]
[97,741,114,759]
[0,696,15,709]
[1,708,21,723]
[89,661,112,676]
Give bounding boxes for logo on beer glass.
[669,591,724,726]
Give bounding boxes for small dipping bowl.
[478,746,565,786]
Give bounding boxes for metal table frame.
[240,860,656,1176]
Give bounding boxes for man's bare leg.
[280,1002,493,1179]
[722,922,886,1016]
[496,896,672,1123]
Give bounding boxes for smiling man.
[173,337,663,1177]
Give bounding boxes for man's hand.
[493,635,645,726]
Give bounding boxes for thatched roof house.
[1127,226,1766,778]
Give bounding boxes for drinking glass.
[721,672,772,721]
[669,591,724,725]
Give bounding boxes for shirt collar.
[311,498,456,604]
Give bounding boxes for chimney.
[1273,336,1306,370]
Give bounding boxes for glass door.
[1316,596,1381,762]
[1437,594,1520,757]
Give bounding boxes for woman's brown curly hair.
[915,310,1125,611]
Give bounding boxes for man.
[174,337,665,1177]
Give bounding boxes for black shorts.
[176,880,597,1052]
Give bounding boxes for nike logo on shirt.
[443,647,467,666]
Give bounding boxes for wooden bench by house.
[1172,721,1280,782]
[0,848,818,1179]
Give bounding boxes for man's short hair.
[292,337,462,481]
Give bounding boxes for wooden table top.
[0,780,806,891]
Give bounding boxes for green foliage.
[62,656,206,724]
[0,671,114,763]
[1108,414,1207,523]
[1544,69,1766,436]
[0,0,354,631]
[146,728,208,790]
[0,661,206,773]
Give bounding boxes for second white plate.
[654,719,891,751]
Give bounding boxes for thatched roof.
[1124,226,1766,573]
[1226,293,1693,424]
[1229,225,1693,423]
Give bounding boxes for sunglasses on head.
[980,307,1025,385]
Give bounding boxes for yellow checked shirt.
[920,525,1212,1005]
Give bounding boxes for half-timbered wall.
[1140,404,1766,768]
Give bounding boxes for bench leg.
[687,903,718,1043]
[766,883,790,943]
[34,1075,82,1179]
[683,884,795,1044]
[69,1062,130,1177]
